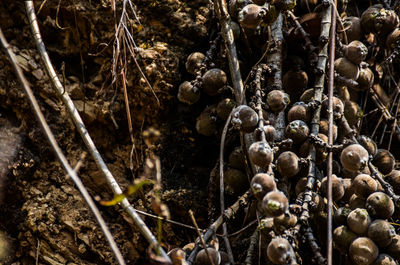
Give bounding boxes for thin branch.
[244,229,259,265]
[24,2,169,261]
[0,28,126,265]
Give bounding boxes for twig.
[285,10,316,52]
[228,219,257,237]
[24,2,170,261]
[0,28,126,265]
[326,0,337,263]
[187,190,251,264]
[219,109,235,264]
[369,162,400,206]
[189,210,215,265]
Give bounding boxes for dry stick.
[285,10,315,51]
[0,28,126,265]
[24,2,170,261]
[267,14,285,141]
[219,109,235,264]
[187,190,251,264]
[326,0,337,263]
[189,210,216,265]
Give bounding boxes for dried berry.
[248,141,274,168]
[349,194,366,210]
[231,105,259,133]
[177,81,200,105]
[202,68,227,96]
[267,90,290,113]
[251,173,276,201]
[195,248,220,265]
[355,67,374,92]
[261,191,289,217]
[319,119,338,141]
[334,57,360,80]
[366,191,395,219]
[185,52,205,75]
[321,175,345,202]
[282,70,308,101]
[322,96,345,120]
[357,135,378,156]
[368,219,396,247]
[386,170,400,194]
[229,0,252,19]
[288,102,310,122]
[352,174,378,198]
[386,234,400,259]
[344,100,363,126]
[229,146,246,170]
[267,237,296,265]
[342,178,354,201]
[285,120,309,144]
[276,151,300,178]
[217,98,236,120]
[333,225,357,254]
[334,207,352,226]
[387,28,400,50]
[347,208,371,235]
[196,107,217,136]
[349,237,379,265]
[238,4,264,29]
[372,149,395,175]
[273,213,297,232]
[341,16,363,42]
[254,124,276,142]
[373,254,397,265]
[343,41,368,65]
[340,144,369,173]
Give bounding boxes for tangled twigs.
[25,1,169,261]
[187,190,251,264]
[0,28,126,265]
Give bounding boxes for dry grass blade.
[25,1,170,261]
[0,27,126,265]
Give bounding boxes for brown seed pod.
[385,234,400,259]
[229,146,246,170]
[177,81,201,105]
[299,88,315,103]
[334,57,360,80]
[349,194,366,210]
[195,248,221,265]
[386,170,400,194]
[285,120,309,144]
[360,5,383,34]
[366,192,395,219]
[319,119,338,141]
[347,208,371,235]
[251,173,276,201]
[387,28,400,50]
[248,141,274,168]
[288,102,311,122]
[254,124,276,142]
[373,254,397,265]
[276,151,300,178]
[357,135,378,156]
[321,175,345,202]
[266,90,290,113]
[355,67,374,92]
[344,100,363,126]
[352,174,378,198]
[322,96,345,120]
[217,98,235,120]
[337,85,351,102]
[273,213,297,233]
[224,168,248,195]
[334,207,352,226]
[185,52,205,75]
[368,219,396,248]
[282,70,308,101]
[343,41,368,65]
[238,4,263,29]
[231,105,259,133]
[196,107,217,136]
[267,237,296,265]
[372,149,395,175]
[261,191,289,217]
[341,16,363,43]
[229,0,252,19]
[168,248,186,265]
[342,178,354,202]
[340,144,369,173]
[349,237,379,265]
[202,68,227,96]
[333,225,358,254]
